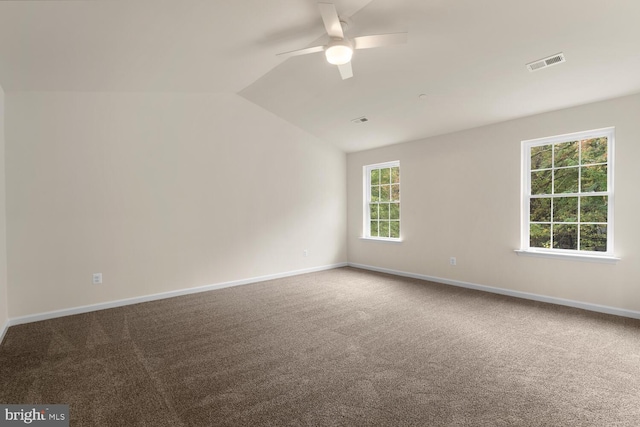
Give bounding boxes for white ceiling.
[1,0,639,152]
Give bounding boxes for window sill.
[514,249,620,264]
[360,237,403,243]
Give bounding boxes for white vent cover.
[526,53,566,72]
[351,116,369,123]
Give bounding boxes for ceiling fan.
[276,2,408,80]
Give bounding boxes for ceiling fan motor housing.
[325,38,353,65]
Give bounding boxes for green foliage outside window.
[369,165,400,239]
[529,136,609,252]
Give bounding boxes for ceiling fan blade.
[353,32,408,50]
[337,62,353,80]
[318,2,344,39]
[276,45,325,58]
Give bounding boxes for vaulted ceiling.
[1,0,639,152]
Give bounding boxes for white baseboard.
[8,262,348,327]
[349,262,640,320]
[7,261,638,330]
[0,319,8,345]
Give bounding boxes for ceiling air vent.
[351,116,369,124]
[526,53,566,72]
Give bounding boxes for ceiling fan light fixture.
[325,42,353,65]
[275,3,408,79]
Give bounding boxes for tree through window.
[523,128,613,254]
[365,161,400,240]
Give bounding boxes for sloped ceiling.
[1,0,639,152]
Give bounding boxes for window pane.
[553,197,578,222]
[523,131,612,255]
[391,167,400,184]
[379,203,390,220]
[553,224,578,250]
[554,141,579,167]
[370,221,379,237]
[531,170,552,195]
[366,163,400,241]
[531,145,552,170]
[580,196,608,223]
[580,224,607,252]
[380,185,390,202]
[581,137,607,164]
[380,168,391,185]
[581,164,607,192]
[554,167,579,194]
[530,197,551,222]
[390,221,400,238]
[391,184,400,201]
[370,204,379,220]
[390,203,400,220]
[371,186,380,202]
[370,169,379,186]
[379,221,390,238]
[530,223,551,248]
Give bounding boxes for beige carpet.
[1,267,639,426]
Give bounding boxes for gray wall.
[348,93,640,312]
[6,92,347,318]
[0,85,7,334]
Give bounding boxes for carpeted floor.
[1,267,639,426]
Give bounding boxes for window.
[521,128,614,256]
[364,161,400,240]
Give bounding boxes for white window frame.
[363,160,401,242]
[517,127,619,263]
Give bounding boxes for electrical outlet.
[303,249,309,257]
[92,273,102,284]
[449,257,457,266]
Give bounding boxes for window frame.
[519,127,617,261]
[363,160,401,242]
